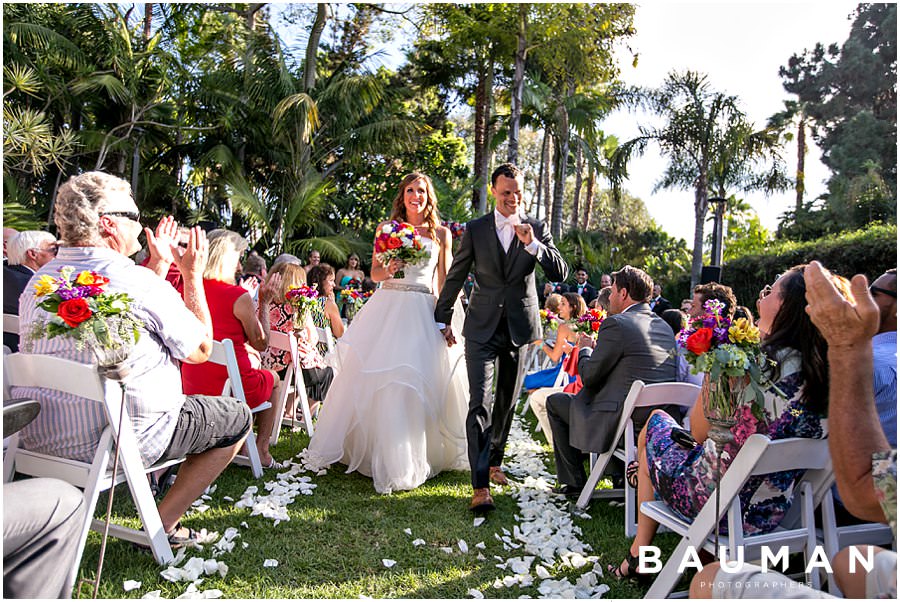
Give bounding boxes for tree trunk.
[507,3,528,165]
[304,4,328,93]
[690,171,709,289]
[542,130,552,228]
[571,143,583,230]
[472,56,492,214]
[551,97,570,241]
[795,112,806,213]
[143,3,153,40]
[582,166,595,230]
[535,137,544,221]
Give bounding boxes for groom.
[435,163,568,512]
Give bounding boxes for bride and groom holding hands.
[303,163,568,512]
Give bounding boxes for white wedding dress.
[301,237,469,493]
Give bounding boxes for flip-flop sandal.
[166,522,201,549]
[625,460,640,489]
[264,457,284,470]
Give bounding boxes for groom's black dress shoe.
[551,484,581,499]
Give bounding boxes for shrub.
[665,223,897,309]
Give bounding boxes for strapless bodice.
[391,237,437,291]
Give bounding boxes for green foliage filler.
[667,223,897,306]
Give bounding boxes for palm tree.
[611,70,787,288]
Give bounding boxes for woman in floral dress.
[610,264,852,580]
[261,262,334,419]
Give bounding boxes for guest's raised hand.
[172,226,208,281]
[145,215,179,265]
[804,260,878,349]
[513,223,534,245]
[259,273,281,305]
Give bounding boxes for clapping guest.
[238,251,268,302]
[261,262,334,420]
[306,263,345,340]
[181,229,283,470]
[611,264,846,580]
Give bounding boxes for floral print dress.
[646,348,827,535]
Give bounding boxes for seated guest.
[15,171,251,547]
[689,281,736,319]
[613,264,844,579]
[3,226,18,263]
[546,265,677,497]
[181,229,282,470]
[306,263,345,341]
[594,286,612,313]
[238,251,268,301]
[261,262,334,420]
[649,282,672,316]
[140,222,190,293]
[599,273,612,289]
[272,252,301,267]
[335,253,365,290]
[691,261,896,599]
[528,293,586,449]
[869,268,896,447]
[3,230,58,351]
[680,298,692,313]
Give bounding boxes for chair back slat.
[631,381,701,409]
[3,313,19,335]
[6,353,106,402]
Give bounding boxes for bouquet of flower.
[677,299,777,420]
[569,308,607,338]
[286,284,319,329]
[27,266,143,359]
[374,221,430,279]
[341,288,366,321]
[540,308,561,332]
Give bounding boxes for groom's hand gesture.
[513,223,534,245]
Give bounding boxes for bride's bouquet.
[374,221,430,279]
[286,284,319,330]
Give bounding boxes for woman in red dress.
[181,229,282,469]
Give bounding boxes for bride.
[301,172,469,493]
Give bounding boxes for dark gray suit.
[547,302,677,488]
[3,264,33,352]
[435,212,568,489]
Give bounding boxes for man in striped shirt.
[14,171,252,547]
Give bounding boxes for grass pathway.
[78,411,676,598]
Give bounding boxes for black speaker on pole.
[701,265,722,284]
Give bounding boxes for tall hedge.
[664,223,898,309]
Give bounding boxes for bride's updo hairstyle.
[390,172,441,251]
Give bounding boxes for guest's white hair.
[53,171,133,246]
[7,230,56,265]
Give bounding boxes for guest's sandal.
[625,460,640,489]
[264,457,284,470]
[166,522,202,549]
[608,550,651,583]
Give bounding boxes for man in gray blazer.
[546,265,677,496]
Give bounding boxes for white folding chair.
[316,325,342,373]
[642,435,831,598]
[209,339,269,478]
[818,477,895,595]
[575,380,701,537]
[4,352,184,594]
[267,329,315,440]
[3,312,19,335]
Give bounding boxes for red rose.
[57,298,93,328]
[685,327,713,355]
[387,237,402,249]
[591,320,600,332]
[375,238,388,253]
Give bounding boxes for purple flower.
[713,327,729,343]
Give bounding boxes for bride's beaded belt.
[381,281,432,294]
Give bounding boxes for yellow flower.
[728,318,760,345]
[75,270,97,285]
[33,275,59,297]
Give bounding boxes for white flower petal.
[382,559,397,568]
[142,590,162,598]
[475,541,485,549]
[124,580,142,592]
[263,559,279,568]
[412,538,426,547]
[467,589,485,599]
[440,547,453,554]
[473,517,485,527]
[458,539,468,553]
[403,528,412,535]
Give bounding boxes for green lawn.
[76,411,682,599]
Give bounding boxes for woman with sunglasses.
[609,264,852,581]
